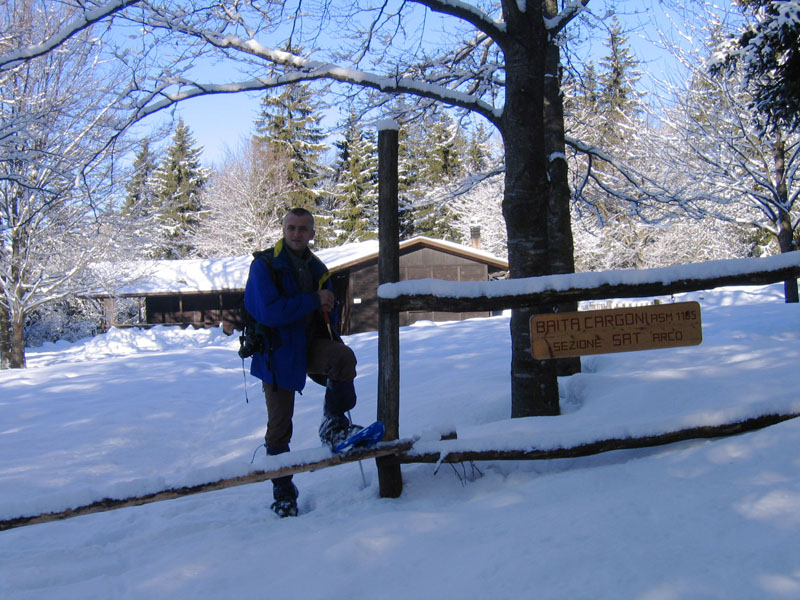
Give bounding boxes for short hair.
[283,207,314,228]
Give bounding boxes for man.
[244,207,360,518]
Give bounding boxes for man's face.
[283,213,315,255]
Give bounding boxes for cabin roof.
[92,237,507,297]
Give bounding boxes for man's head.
[282,208,315,256]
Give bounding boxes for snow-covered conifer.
[331,117,379,243]
[150,119,210,258]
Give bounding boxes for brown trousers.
[263,337,357,449]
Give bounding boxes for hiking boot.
[270,497,298,518]
[270,480,298,518]
[319,415,362,449]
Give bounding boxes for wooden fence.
[374,125,800,498]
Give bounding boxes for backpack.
[238,250,282,360]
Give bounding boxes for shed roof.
[99,237,507,297]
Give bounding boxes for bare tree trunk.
[9,246,26,368]
[9,312,26,368]
[7,220,27,368]
[772,133,798,303]
[0,298,11,370]
[502,1,559,417]
[544,0,580,377]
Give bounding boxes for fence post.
[376,123,403,498]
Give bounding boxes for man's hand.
[317,289,335,313]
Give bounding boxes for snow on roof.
[107,237,506,296]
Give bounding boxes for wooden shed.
[331,237,508,334]
[93,237,508,335]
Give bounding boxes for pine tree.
[397,112,465,242]
[418,112,468,182]
[124,140,158,217]
[254,82,330,213]
[332,117,379,243]
[712,0,800,130]
[567,18,644,222]
[396,122,422,239]
[596,17,643,149]
[466,122,492,172]
[151,119,209,258]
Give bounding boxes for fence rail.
[378,253,800,313]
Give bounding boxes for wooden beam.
[392,412,799,465]
[380,261,800,313]
[4,413,796,532]
[0,439,416,532]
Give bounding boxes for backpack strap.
[252,248,284,296]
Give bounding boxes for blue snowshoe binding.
[333,421,386,454]
[319,415,362,449]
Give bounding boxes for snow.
[2,283,800,598]
[107,240,383,295]
[105,236,505,295]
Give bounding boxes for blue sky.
[172,91,263,166]
[166,0,694,167]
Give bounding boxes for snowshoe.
[319,415,362,449]
[333,421,385,454]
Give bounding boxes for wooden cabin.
[330,237,507,334]
[93,237,508,335]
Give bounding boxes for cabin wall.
[341,247,494,335]
[145,292,243,334]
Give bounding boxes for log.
[5,412,797,531]
[393,412,800,465]
[0,438,416,532]
[379,260,800,314]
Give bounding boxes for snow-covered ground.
[1,284,800,599]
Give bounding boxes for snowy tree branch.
[0,0,141,71]
[409,0,508,45]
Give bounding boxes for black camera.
[238,332,264,359]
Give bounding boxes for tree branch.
[410,0,508,46]
[544,0,591,36]
[128,34,502,127]
[0,0,142,71]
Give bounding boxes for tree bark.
[0,298,10,370]
[9,229,26,368]
[544,0,580,377]
[501,1,559,417]
[772,132,798,303]
[10,312,26,368]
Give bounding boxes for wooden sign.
[530,301,702,359]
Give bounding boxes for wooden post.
[376,123,403,498]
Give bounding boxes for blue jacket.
[243,240,338,391]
